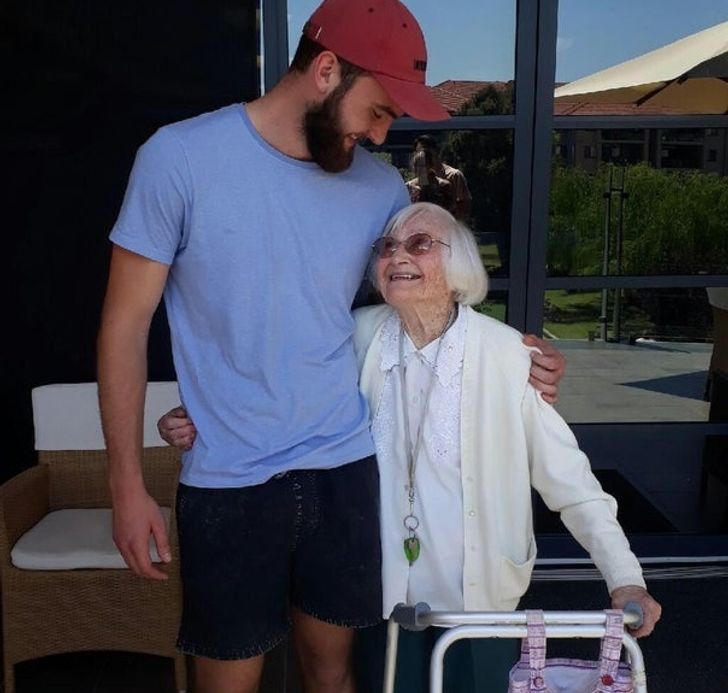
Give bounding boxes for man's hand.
[610,585,662,638]
[112,483,172,580]
[522,334,566,404]
[158,406,196,451]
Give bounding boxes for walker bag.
[507,610,634,693]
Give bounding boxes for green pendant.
[403,536,421,564]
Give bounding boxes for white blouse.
[371,307,467,616]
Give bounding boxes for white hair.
[371,202,488,305]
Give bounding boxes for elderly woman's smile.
[389,272,422,281]
[376,227,451,313]
[371,205,479,349]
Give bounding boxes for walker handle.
[390,602,431,631]
[624,601,644,630]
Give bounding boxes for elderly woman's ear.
[522,334,566,403]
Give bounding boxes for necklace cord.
[398,304,457,561]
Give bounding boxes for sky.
[286,0,728,86]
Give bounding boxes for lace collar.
[378,305,466,386]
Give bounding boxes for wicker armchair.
[0,383,187,693]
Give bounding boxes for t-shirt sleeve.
[392,176,411,214]
[352,164,410,310]
[109,128,191,265]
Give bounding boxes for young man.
[97,1,565,691]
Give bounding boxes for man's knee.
[293,612,355,689]
[301,657,351,688]
[193,654,265,693]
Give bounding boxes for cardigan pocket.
[497,536,537,604]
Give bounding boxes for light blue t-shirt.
[110,104,409,487]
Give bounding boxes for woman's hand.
[522,334,566,404]
[157,406,197,451]
[610,584,662,638]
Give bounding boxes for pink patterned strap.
[519,610,548,690]
[597,610,626,685]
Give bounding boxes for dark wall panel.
[3,0,260,479]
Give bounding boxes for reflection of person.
[414,134,472,221]
[160,204,660,692]
[405,149,454,211]
[706,287,728,402]
[97,0,452,690]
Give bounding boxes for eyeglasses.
[371,233,450,258]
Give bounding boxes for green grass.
[479,243,503,271]
[475,300,506,322]
[544,290,601,339]
[544,290,655,340]
[470,259,657,339]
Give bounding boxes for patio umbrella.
[554,21,728,113]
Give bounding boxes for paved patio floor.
[552,339,712,423]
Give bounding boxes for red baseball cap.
[303,0,450,122]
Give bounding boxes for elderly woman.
[160,202,661,691]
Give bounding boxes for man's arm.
[97,245,171,580]
[522,334,566,404]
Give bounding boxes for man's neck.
[245,78,313,161]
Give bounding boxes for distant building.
[425,80,727,176]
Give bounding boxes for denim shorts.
[175,455,382,660]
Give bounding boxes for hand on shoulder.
[522,334,566,404]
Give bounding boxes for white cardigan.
[354,304,645,612]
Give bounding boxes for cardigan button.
[468,510,476,517]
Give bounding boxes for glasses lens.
[372,237,398,257]
[404,233,434,255]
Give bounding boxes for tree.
[441,85,514,271]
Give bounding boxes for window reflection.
[544,287,723,423]
[372,129,514,275]
[288,0,516,116]
[549,128,728,277]
[472,290,507,324]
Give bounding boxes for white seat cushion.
[11,507,171,570]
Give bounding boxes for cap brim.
[373,73,451,122]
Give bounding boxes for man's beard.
[303,84,356,173]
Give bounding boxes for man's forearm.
[97,321,150,496]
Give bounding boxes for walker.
[383,603,648,693]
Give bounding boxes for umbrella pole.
[612,167,627,342]
[600,167,613,341]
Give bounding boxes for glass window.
[602,129,646,142]
[286,0,516,116]
[473,290,507,324]
[661,129,705,143]
[659,144,704,170]
[370,129,514,275]
[533,424,728,536]
[544,287,724,424]
[600,142,645,166]
[555,1,727,116]
[548,128,728,276]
